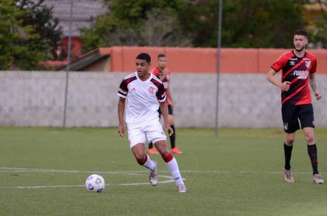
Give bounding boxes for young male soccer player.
[148,53,182,155]
[267,30,324,184]
[117,53,187,192]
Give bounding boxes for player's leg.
[283,132,296,183]
[154,140,186,192]
[145,119,186,192]
[147,110,161,155]
[131,143,158,186]
[299,104,324,184]
[281,104,298,183]
[147,142,159,155]
[128,125,158,186]
[168,105,182,154]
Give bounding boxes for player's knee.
[305,133,315,144]
[285,137,294,145]
[135,154,146,165]
[160,151,173,163]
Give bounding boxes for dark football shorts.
[281,103,315,133]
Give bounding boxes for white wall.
[0,71,326,128]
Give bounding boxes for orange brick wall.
[99,47,327,74]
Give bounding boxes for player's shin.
[142,154,157,171]
[307,144,319,174]
[284,142,293,170]
[169,124,176,148]
[162,152,184,185]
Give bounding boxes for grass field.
[0,127,326,216]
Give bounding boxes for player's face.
[158,57,167,70]
[293,35,308,52]
[136,59,149,76]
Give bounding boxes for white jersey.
[117,72,166,125]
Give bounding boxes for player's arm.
[118,97,126,137]
[157,82,173,135]
[166,86,174,106]
[309,73,321,100]
[159,101,173,135]
[266,68,290,92]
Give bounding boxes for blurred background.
[0,0,326,129]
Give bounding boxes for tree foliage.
[82,0,322,50]
[81,0,190,50]
[0,0,62,70]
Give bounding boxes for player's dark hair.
[136,53,151,63]
[294,29,308,38]
[158,53,166,59]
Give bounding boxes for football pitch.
[0,127,326,216]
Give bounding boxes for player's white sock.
[143,155,156,171]
[166,157,184,185]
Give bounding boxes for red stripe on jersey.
[282,59,306,80]
[289,76,301,85]
[282,83,307,104]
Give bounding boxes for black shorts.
[281,103,315,133]
[158,104,174,117]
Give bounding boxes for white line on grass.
[0,167,178,190]
[0,179,177,190]
[0,167,146,175]
[0,167,323,175]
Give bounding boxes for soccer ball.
[85,174,106,192]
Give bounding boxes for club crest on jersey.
[305,60,311,69]
[289,61,295,66]
[148,86,156,94]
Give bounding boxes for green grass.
[0,127,326,216]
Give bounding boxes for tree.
[82,0,314,50]
[179,0,305,48]
[17,0,62,58]
[81,0,190,51]
[0,0,62,70]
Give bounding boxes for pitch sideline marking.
[0,167,324,175]
[0,179,177,190]
[0,167,179,190]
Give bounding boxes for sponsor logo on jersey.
[293,70,309,80]
[305,60,311,69]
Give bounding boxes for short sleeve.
[117,80,128,98]
[156,83,166,102]
[271,54,288,72]
[310,57,317,74]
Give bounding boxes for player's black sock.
[284,143,293,170]
[307,144,319,175]
[149,142,154,149]
[170,125,176,148]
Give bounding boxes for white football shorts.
[127,118,167,148]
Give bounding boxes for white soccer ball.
[85,174,106,192]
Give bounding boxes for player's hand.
[118,124,125,137]
[280,81,291,91]
[165,124,173,136]
[315,91,321,100]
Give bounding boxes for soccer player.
[148,53,182,155]
[117,53,187,192]
[267,30,324,184]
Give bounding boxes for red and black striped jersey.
[151,67,173,105]
[271,50,317,105]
